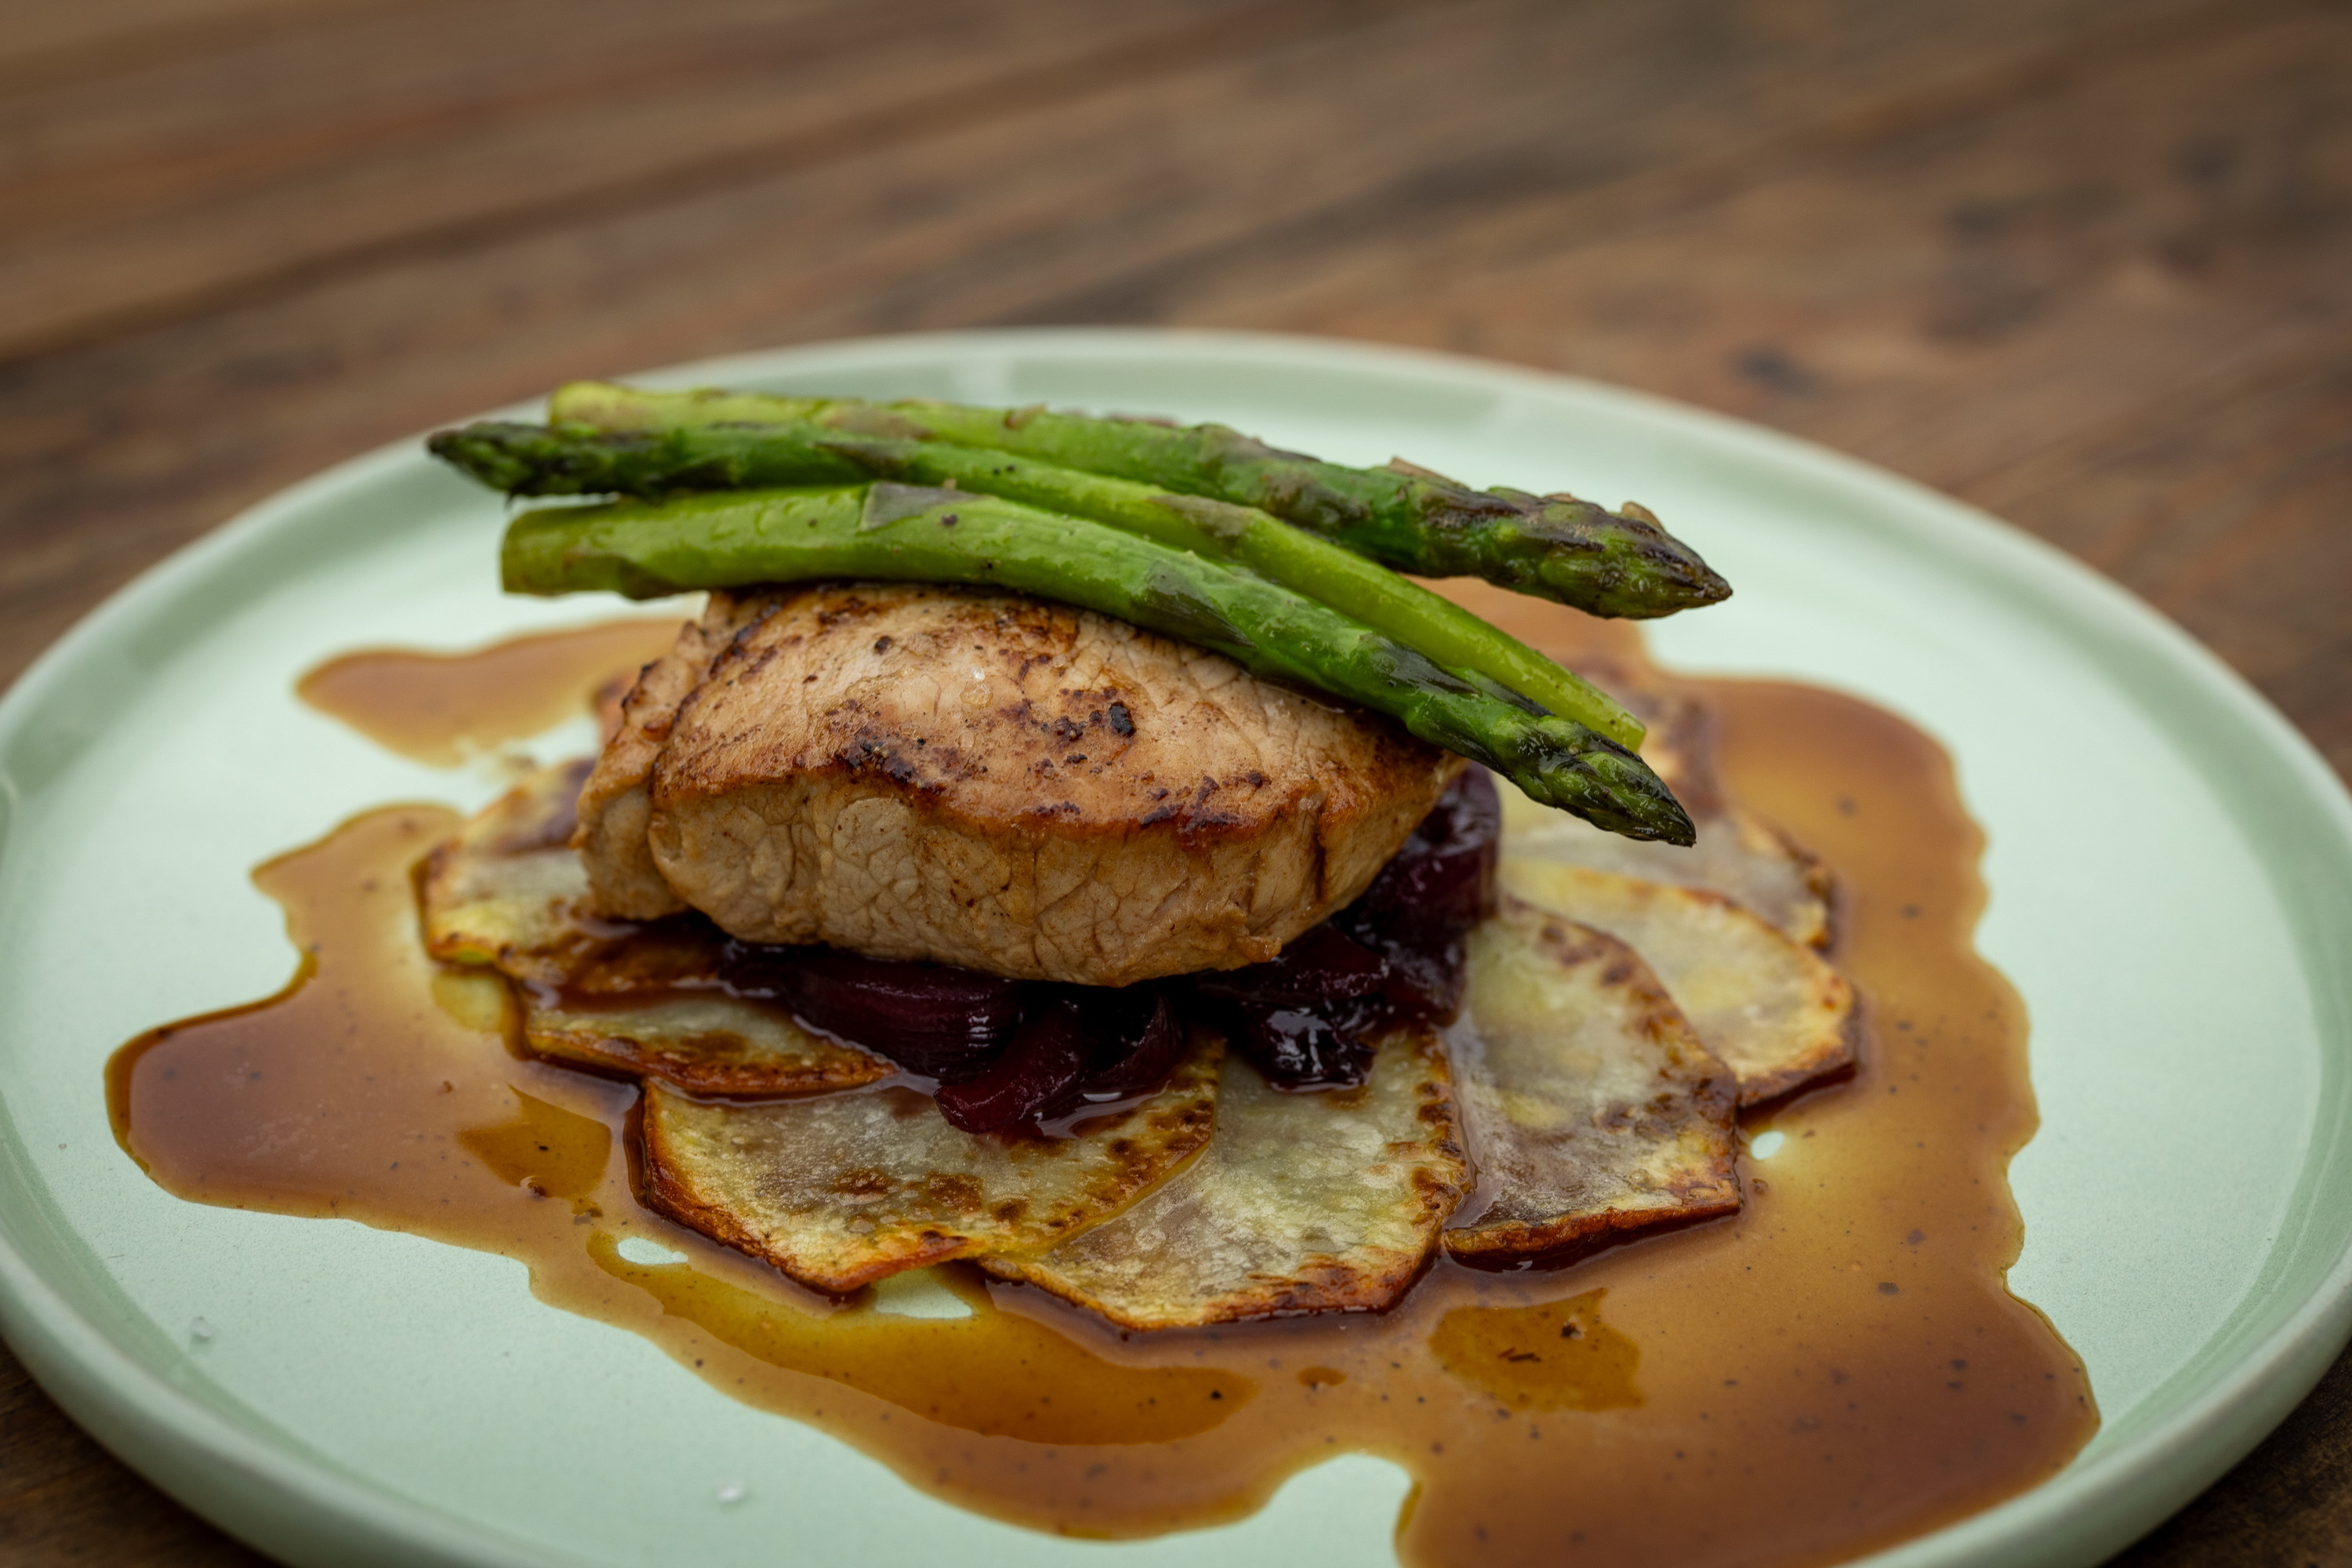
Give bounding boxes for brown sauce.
[296,616,680,763]
[111,612,2096,1566]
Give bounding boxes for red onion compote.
[586,771,1501,1131]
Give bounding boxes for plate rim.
[2,325,2349,1568]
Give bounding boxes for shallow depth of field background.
[1,2,2346,1563]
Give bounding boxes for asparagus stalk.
[431,418,1645,748]
[549,381,1730,619]
[429,419,869,495]
[502,483,1694,844]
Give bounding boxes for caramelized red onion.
[935,995,1090,1131]
[1188,924,1392,1087]
[935,985,1188,1133]
[707,945,1188,1134]
[1341,764,1501,950]
[683,769,1500,1122]
[717,945,1022,1080]
[1069,986,1186,1104]
[1188,768,1500,1090]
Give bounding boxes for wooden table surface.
[2,0,2347,1561]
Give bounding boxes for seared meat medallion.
[577,583,1461,987]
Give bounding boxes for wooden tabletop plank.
[2119,1337,2352,1565]
[0,1352,270,1564]
[0,0,2143,360]
[1232,0,2345,467]
[0,0,2249,682]
[2,0,2347,1563]
[1969,336,2352,780]
[0,0,376,80]
[1249,0,2352,764]
[0,0,1310,360]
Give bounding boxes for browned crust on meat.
[574,593,770,920]
[652,585,1450,842]
[604,583,1458,985]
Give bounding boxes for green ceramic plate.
[2,330,2348,1568]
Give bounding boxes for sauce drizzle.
[296,616,680,764]
[111,616,2096,1566]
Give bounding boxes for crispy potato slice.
[524,995,889,1096]
[425,760,886,1094]
[1500,860,1856,1105]
[640,1040,1222,1294]
[1443,899,1740,1261]
[982,1027,1467,1329]
[1501,655,1835,948]
[1501,788,1832,949]
[419,759,599,985]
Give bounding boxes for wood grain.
[1,0,2346,1562]
[0,1352,272,1565]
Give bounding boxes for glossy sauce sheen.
[296,617,681,764]
[112,612,2096,1566]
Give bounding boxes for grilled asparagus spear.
[431,417,1644,748]
[549,381,1730,619]
[502,483,1694,844]
[429,419,866,495]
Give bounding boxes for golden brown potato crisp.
[1443,899,1740,1261]
[639,1041,1222,1294]
[1500,860,1856,1105]
[1496,653,1835,949]
[419,760,601,986]
[1501,789,1832,949]
[522,995,889,1096]
[424,760,887,1094]
[426,755,1860,1325]
[982,1026,1467,1328]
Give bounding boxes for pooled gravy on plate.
[112,613,2095,1567]
[296,616,680,766]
